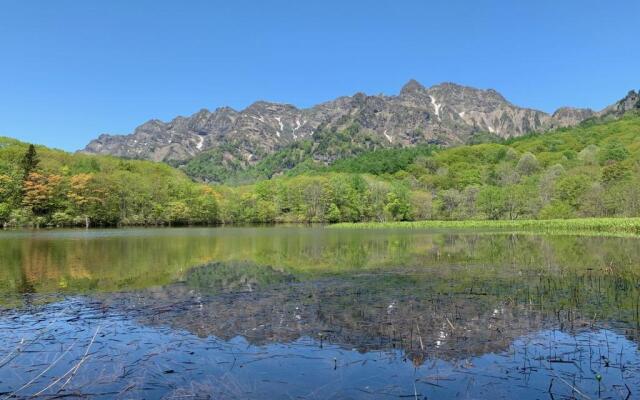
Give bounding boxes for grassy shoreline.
[329,218,640,236]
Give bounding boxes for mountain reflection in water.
[0,228,639,399]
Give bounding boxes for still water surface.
[0,227,639,399]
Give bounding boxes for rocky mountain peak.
[399,79,426,96]
[82,81,635,166]
[134,119,166,133]
[193,108,212,118]
[616,90,639,109]
[622,90,639,109]
[214,106,238,114]
[485,88,508,102]
[598,89,640,117]
[427,82,508,108]
[551,107,596,127]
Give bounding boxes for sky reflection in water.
[0,227,639,399]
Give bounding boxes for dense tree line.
[215,113,640,222]
[1,113,640,227]
[407,114,640,220]
[0,138,219,227]
[0,138,423,227]
[218,114,640,223]
[215,174,428,223]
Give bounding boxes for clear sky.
[1,0,638,151]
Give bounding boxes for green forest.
[1,112,639,227]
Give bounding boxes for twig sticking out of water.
[549,370,591,400]
[446,318,455,331]
[57,325,101,393]
[29,326,103,397]
[416,324,424,351]
[0,312,68,370]
[1,340,78,399]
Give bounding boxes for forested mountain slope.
[0,137,218,227]
[214,112,640,223]
[181,88,639,184]
[2,111,640,227]
[84,81,636,173]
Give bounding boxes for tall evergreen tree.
[20,144,40,180]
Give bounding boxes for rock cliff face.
[599,90,640,117]
[83,80,635,163]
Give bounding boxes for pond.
[0,227,639,399]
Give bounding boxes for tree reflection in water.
[0,229,639,398]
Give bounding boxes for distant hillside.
[2,111,640,227]
[0,137,218,227]
[82,81,640,174]
[325,112,640,220]
[210,112,640,223]
[184,99,640,185]
[181,124,408,184]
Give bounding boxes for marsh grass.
[329,217,640,236]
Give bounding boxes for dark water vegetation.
[0,227,639,398]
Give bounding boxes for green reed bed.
[329,217,640,236]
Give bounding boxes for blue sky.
[0,0,638,151]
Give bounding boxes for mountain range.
[82,80,640,170]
